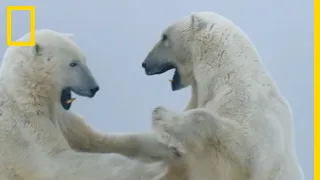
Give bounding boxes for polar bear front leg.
[59,111,180,161]
[151,106,250,160]
[151,106,254,180]
[151,106,189,155]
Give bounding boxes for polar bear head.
[0,29,99,110]
[142,12,236,91]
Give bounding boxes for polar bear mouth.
[144,63,181,91]
[171,69,181,91]
[61,88,75,110]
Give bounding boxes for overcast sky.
[0,0,313,179]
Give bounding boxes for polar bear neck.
[190,27,269,110]
[0,51,59,116]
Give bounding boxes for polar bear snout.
[142,60,176,76]
[142,42,177,76]
[65,63,100,98]
[71,83,100,98]
[89,86,100,97]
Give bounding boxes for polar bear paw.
[152,106,168,121]
[151,106,184,157]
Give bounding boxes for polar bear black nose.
[90,86,100,96]
[142,62,147,68]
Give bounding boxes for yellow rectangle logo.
[6,6,36,46]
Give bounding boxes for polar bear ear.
[34,43,42,55]
[33,43,52,61]
[191,14,207,31]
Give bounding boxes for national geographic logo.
[6,6,36,46]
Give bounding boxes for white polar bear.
[142,11,304,180]
[0,29,170,180]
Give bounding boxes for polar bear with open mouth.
[0,29,169,180]
[142,11,304,180]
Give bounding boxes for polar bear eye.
[69,62,77,67]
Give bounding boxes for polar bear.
[0,29,169,180]
[142,11,304,180]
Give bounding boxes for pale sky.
[0,0,313,179]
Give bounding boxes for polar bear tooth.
[66,98,76,104]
